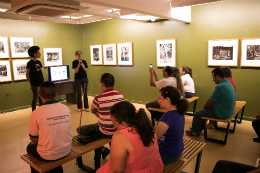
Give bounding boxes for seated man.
[77,73,124,158]
[252,113,260,143]
[27,81,73,173]
[186,67,236,136]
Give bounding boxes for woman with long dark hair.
[97,101,163,173]
[155,86,189,163]
[72,51,89,112]
[180,66,195,98]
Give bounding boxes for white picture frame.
[43,48,63,67]
[12,59,30,81]
[0,60,12,82]
[156,39,176,67]
[90,45,103,65]
[241,38,260,67]
[117,42,133,66]
[103,44,117,65]
[208,39,239,66]
[10,37,33,58]
[0,36,9,58]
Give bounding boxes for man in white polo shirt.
[27,81,73,173]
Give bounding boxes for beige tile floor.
[0,96,259,173]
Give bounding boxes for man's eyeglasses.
[77,53,82,55]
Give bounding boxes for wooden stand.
[54,80,76,104]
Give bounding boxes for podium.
[54,80,76,104]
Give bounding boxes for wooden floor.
[0,96,259,173]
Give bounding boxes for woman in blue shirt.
[155,86,189,163]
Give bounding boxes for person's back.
[30,101,72,160]
[157,110,184,160]
[121,127,162,172]
[181,74,195,93]
[211,78,236,119]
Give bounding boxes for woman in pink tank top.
[97,101,164,173]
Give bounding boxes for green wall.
[1,0,259,120]
[83,0,260,121]
[0,19,83,112]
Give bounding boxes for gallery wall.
[0,0,259,120]
[82,0,260,120]
[0,19,83,112]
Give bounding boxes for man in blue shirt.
[186,68,236,136]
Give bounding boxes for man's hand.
[256,113,260,119]
[95,112,100,118]
[30,86,32,90]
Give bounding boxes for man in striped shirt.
[77,73,124,158]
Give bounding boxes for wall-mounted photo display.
[156,39,176,67]
[12,59,30,81]
[43,48,63,67]
[9,37,33,58]
[241,38,260,67]
[117,42,133,66]
[103,44,117,65]
[90,45,103,65]
[0,60,12,82]
[0,36,9,58]
[208,40,239,66]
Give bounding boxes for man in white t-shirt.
[146,66,177,124]
[27,81,73,173]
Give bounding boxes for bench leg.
[204,119,229,145]
[232,106,245,124]
[194,151,203,173]
[151,111,155,127]
[94,147,102,170]
[77,156,95,173]
[193,100,197,115]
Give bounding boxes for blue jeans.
[31,86,43,112]
[74,77,89,109]
[185,92,194,98]
[191,107,219,134]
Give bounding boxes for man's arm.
[30,137,38,143]
[26,69,31,89]
[203,99,215,109]
[91,107,98,114]
[149,68,156,87]
[153,70,159,82]
[81,63,88,73]
[73,61,81,73]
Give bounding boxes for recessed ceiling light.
[83,15,93,18]
[59,16,70,19]
[0,8,8,12]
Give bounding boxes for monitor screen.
[48,65,70,82]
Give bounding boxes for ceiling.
[0,0,223,24]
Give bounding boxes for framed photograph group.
[90,45,103,65]
[0,36,9,58]
[241,38,260,67]
[9,37,33,58]
[156,39,176,67]
[43,48,63,67]
[117,42,133,66]
[12,59,30,81]
[208,40,239,66]
[0,60,12,82]
[103,44,117,65]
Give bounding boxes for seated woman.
[97,101,163,173]
[155,86,189,163]
[220,65,236,92]
[180,66,195,98]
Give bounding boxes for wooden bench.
[255,158,260,168]
[201,101,246,145]
[148,96,199,126]
[21,136,111,173]
[164,139,206,173]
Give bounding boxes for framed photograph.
[208,40,239,66]
[117,42,133,66]
[43,48,63,67]
[90,45,103,65]
[156,39,176,67]
[0,36,9,58]
[103,44,117,65]
[10,37,33,58]
[12,59,30,81]
[241,38,260,67]
[0,60,12,82]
